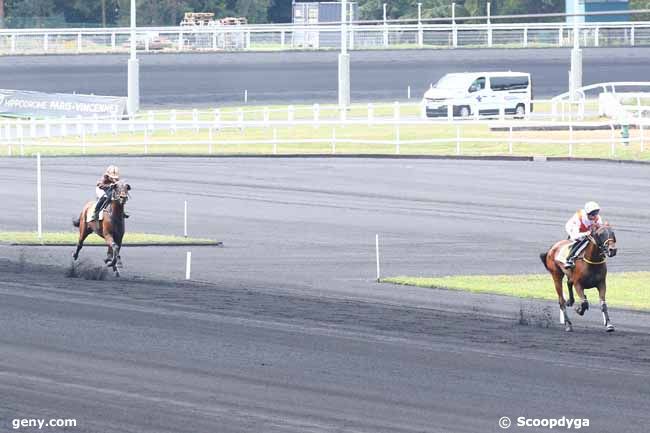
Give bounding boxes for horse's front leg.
[574,283,589,316]
[598,282,615,332]
[103,234,118,267]
[104,244,113,264]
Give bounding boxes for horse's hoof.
[606,324,615,332]
[565,324,573,332]
[575,302,589,316]
[566,298,574,307]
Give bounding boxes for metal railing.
[1,100,648,158]
[1,20,650,55]
[552,82,650,120]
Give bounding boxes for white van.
[422,72,532,118]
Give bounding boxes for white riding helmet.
[584,201,600,214]
[105,165,120,181]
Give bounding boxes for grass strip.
[383,273,650,310]
[0,231,221,246]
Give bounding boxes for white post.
[523,27,528,48]
[383,3,388,48]
[338,0,350,108]
[244,89,248,103]
[185,251,192,280]
[641,123,645,153]
[417,3,423,48]
[184,200,188,237]
[264,106,270,127]
[313,103,320,127]
[37,153,42,239]
[407,85,411,100]
[452,3,458,48]
[487,2,492,47]
[509,126,513,154]
[127,0,140,116]
[375,234,381,282]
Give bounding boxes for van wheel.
[459,106,471,118]
[515,104,526,118]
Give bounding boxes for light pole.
[127,0,140,116]
[570,0,582,101]
[338,0,350,108]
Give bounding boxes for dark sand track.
[1,157,649,432]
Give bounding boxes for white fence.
[1,101,647,158]
[1,20,650,55]
[552,82,650,121]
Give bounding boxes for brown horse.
[540,225,617,332]
[72,182,131,275]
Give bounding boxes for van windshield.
[435,74,471,90]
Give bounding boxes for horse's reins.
[583,232,614,265]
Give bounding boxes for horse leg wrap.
[575,299,589,316]
[601,301,611,326]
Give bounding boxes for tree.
[630,0,650,21]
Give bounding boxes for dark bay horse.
[540,225,617,332]
[72,182,131,275]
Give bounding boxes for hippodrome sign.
[0,89,126,118]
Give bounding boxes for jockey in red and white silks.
[564,201,603,268]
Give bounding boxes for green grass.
[8,122,649,160]
[0,231,220,246]
[4,101,647,160]
[383,273,650,311]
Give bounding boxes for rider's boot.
[93,197,106,221]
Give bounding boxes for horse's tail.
[539,252,550,271]
[72,216,81,228]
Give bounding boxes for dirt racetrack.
[1,157,649,432]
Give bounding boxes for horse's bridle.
[587,228,615,258]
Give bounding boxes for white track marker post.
[375,234,381,282]
[183,200,188,238]
[185,251,192,280]
[37,153,42,239]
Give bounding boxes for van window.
[468,77,486,93]
[490,76,529,91]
